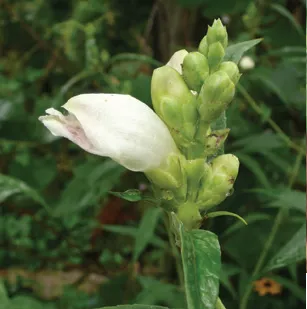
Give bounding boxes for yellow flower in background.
[253,277,282,296]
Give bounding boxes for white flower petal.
[38,110,95,153]
[39,94,178,171]
[166,49,188,74]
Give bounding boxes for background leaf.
[264,224,306,272]
[224,39,262,64]
[133,207,162,262]
[0,174,48,209]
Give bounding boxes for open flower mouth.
[39,108,95,153]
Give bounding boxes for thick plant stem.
[164,213,185,287]
[216,297,226,309]
[239,143,305,309]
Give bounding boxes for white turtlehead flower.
[39,94,178,171]
[239,56,255,70]
[166,49,188,74]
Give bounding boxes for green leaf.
[271,4,304,37]
[250,188,305,213]
[264,224,305,272]
[0,174,49,210]
[269,190,305,213]
[219,264,241,298]
[0,281,10,309]
[110,189,143,202]
[206,211,247,225]
[107,53,162,68]
[224,39,262,64]
[102,225,166,249]
[232,131,283,154]
[133,207,162,261]
[222,213,271,237]
[110,189,157,203]
[54,159,125,216]
[135,276,185,308]
[11,296,45,309]
[96,305,169,309]
[173,214,221,309]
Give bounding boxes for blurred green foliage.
[0,0,305,308]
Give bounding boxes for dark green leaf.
[271,4,304,37]
[133,207,162,261]
[264,224,305,272]
[173,214,221,309]
[225,39,262,64]
[54,159,125,216]
[219,264,241,298]
[108,53,162,68]
[97,305,169,309]
[250,188,305,213]
[11,296,45,309]
[135,276,185,307]
[102,225,166,249]
[232,131,283,154]
[222,213,271,237]
[0,174,49,210]
[268,275,305,302]
[0,281,10,309]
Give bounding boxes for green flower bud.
[219,61,241,84]
[177,202,202,230]
[151,65,198,144]
[204,128,230,157]
[206,19,228,48]
[207,42,225,72]
[198,36,209,56]
[197,154,239,210]
[197,71,235,123]
[182,52,209,92]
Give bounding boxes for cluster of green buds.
[147,19,240,229]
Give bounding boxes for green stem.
[164,213,185,287]
[237,84,305,154]
[216,297,226,309]
[239,142,305,309]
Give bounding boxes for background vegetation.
[0,0,305,308]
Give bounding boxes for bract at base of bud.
[204,128,230,157]
[177,202,202,230]
[183,159,209,201]
[145,153,184,190]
